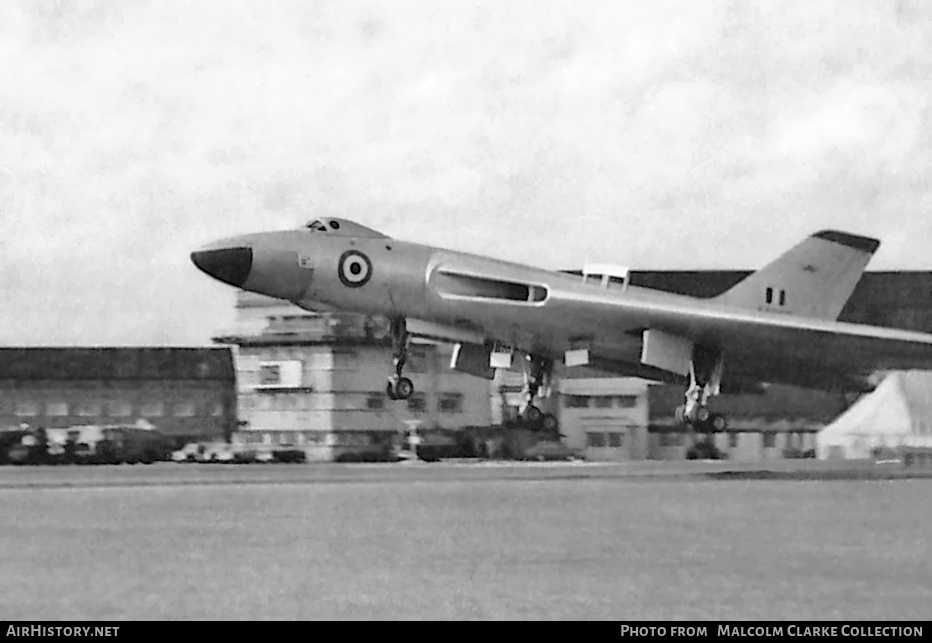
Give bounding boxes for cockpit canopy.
[302,218,389,239]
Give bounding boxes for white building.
[557,377,650,460]
[493,366,651,461]
[214,292,491,460]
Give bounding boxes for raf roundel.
[337,250,373,288]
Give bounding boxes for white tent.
[817,371,932,459]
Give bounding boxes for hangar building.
[628,270,932,332]
[648,383,847,460]
[0,348,237,445]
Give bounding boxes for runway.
[1,461,930,620]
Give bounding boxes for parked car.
[271,448,306,463]
[522,440,585,462]
[200,443,236,463]
[230,447,275,463]
[171,443,204,462]
[253,449,275,463]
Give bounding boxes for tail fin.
[713,230,880,320]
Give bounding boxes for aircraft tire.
[394,377,414,400]
[386,381,398,400]
[686,406,710,424]
[710,413,727,432]
[524,405,543,423]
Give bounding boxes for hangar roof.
[0,348,235,381]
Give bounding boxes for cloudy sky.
[2,0,930,346]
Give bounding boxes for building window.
[106,401,133,417]
[74,402,101,417]
[586,432,606,447]
[407,394,427,413]
[763,432,776,448]
[259,364,281,385]
[278,432,294,446]
[594,396,613,408]
[305,432,324,444]
[210,402,224,417]
[173,402,196,417]
[608,432,624,447]
[729,432,738,448]
[46,402,69,417]
[367,394,385,410]
[14,401,39,417]
[140,402,164,417]
[615,395,638,408]
[439,393,463,413]
[565,395,589,408]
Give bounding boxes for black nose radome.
[190,247,253,288]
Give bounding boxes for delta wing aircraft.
[191,218,932,431]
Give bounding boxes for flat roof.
[0,348,235,381]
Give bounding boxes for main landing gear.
[517,354,559,433]
[386,317,414,401]
[674,345,728,433]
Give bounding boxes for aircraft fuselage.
[207,228,698,374]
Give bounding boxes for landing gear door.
[641,329,692,376]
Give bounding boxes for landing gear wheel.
[392,377,414,401]
[709,413,727,432]
[387,318,412,402]
[685,406,710,424]
[524,405,543,423]
[541,413,559,432]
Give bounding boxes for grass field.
[0,462,930,620]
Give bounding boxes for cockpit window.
[305,220,328,232]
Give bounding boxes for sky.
[1,0,931,346]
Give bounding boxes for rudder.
[713,230,880,320]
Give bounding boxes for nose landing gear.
[386,317,414,401]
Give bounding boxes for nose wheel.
[387,376,414,401]
[386,318,415,401]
